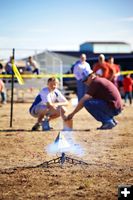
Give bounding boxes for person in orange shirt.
[123,74,133,105]
[108,56,120,87]
[93,54,114,80]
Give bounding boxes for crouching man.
[29,77,72,131]
[66,69,123,130]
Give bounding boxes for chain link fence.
[0,49,68,102]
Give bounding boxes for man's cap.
[81,68,93,82]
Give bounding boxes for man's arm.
[66,94,91,120]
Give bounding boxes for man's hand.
[65,113,74,120]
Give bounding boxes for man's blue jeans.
[84,99,121,124]
[77,80,87,101]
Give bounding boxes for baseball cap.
[81,68,93,82]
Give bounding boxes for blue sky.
[0,0,133,58]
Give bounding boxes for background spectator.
[0,63,6,74]
[93,54,114,80]
[0,79,6,104]
[108,56,120,88]
[5,56,13,74]
[123,74,133,105]
[26,56,40,74]
[0,63,6,83]
[73,53,92,101]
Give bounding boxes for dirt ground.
[0,101,133,200]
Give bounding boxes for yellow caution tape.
[0,73,75,78]
[120,70,133,75]
[12,64,24,84]
[0,71,133,79]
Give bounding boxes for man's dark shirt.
[86,77,122,110]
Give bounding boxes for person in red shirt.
[93,54,115,80]
[123,74,133,105]
[108,56,120,88]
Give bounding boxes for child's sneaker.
[32,123,41,131]
[42,119,51,131]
